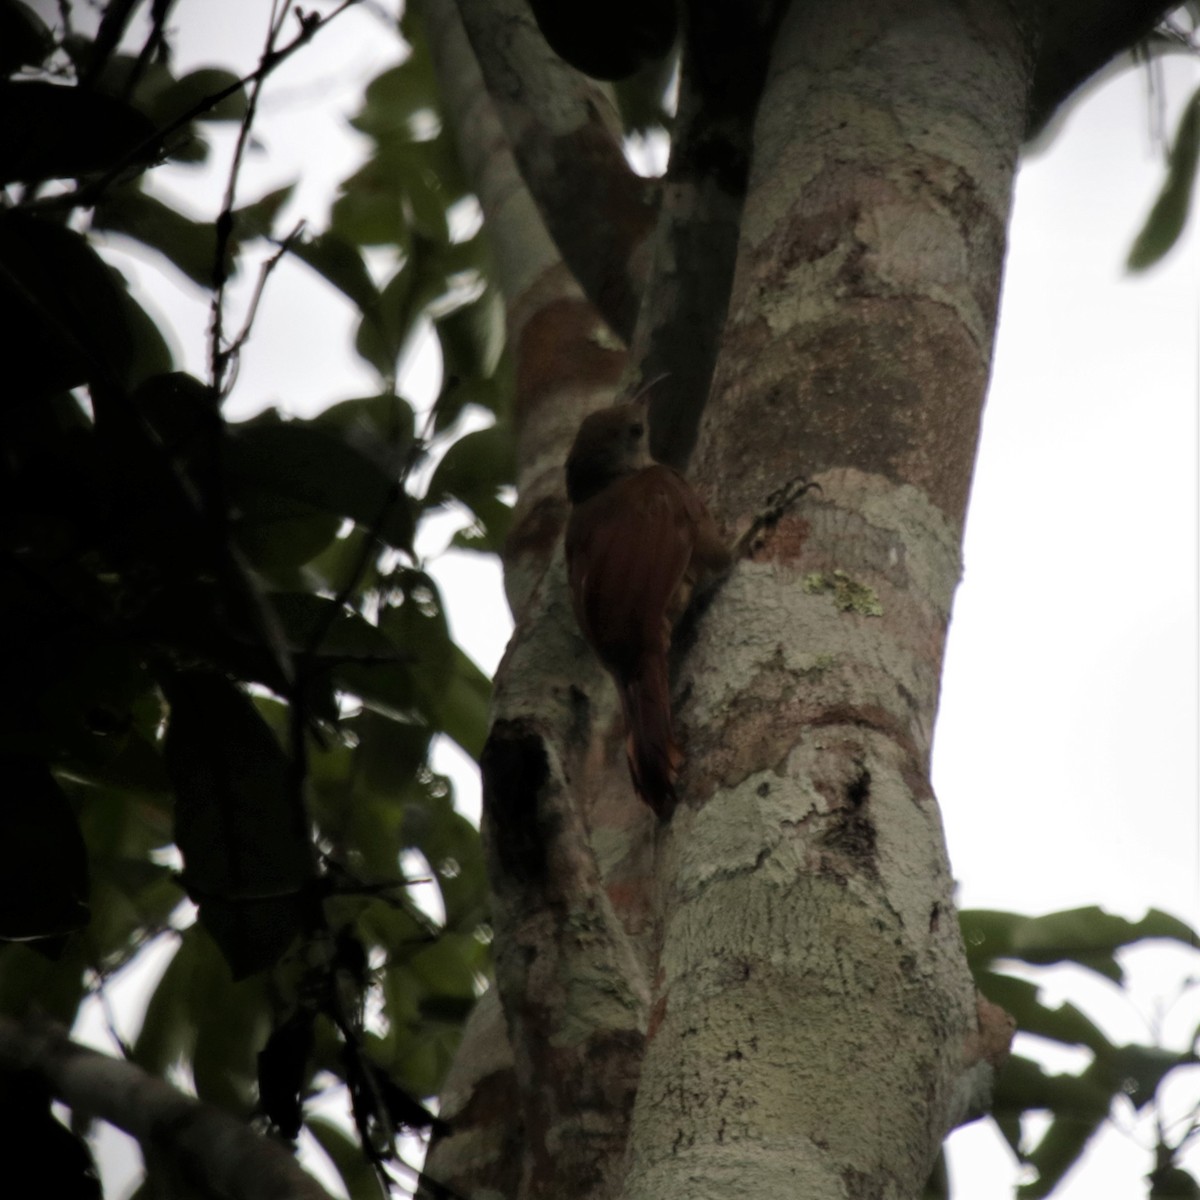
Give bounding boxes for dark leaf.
[232,491,342,573]
[33,640,155,772]
[432,647,491,761]
[400,784,486,928]
[0,1,53,75]
[258,1012,315,1138]
[1018,1109,1107,1200]
[352,709,432,797]
[163,672,313,978]
[270,592,401,664]
[1129,85,1200,270]
[407,932,479,1003]
[432,376,503,431]
[961,906,1197,982]
[351,52,438,140]
[131,372,222,466]
[307,1117,388,1200]
[427,422,514,553]
[224,420,415,553]
[0,940,90,1021]
[993,1053,1111,1122]
[0,211,167,393]
[234,183,295,241]
[613,51,676,134]
[974,970,1113,1054]
[94,188,224,288]
[354,262,417,377]
[344,1042,448,1146]
[427,423,514,508]
[995,1054,1121,1200]
[1150,1165,1200,1198]
[110,284,174,386]
[313,393,415,474]
[133,934,198,1074]
[1096,1042,1198,1110]
[150,67,248,125]
[330,178,409,248]
[434,287,504,382]
[290,231,382,320]
[187,929,273,1112]
[405,160,451,243]
[0,758,89,942]
[0,80,157,184]
[0,1078,101,1200]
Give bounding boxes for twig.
[80,0,141,89]
[218,218,308,389]
[209,0,295,396]
[120,0,179,104]
[36,0,364,217]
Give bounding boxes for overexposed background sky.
[70,1,1200,1195]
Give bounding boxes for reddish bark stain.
[515,296,625,419]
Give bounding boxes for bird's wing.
[565,465,694,674]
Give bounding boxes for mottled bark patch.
[505,491,566,562]
[437,1064,520,1134]
[514,296,625,414]
[819,760,878,878]
[842,1165,891,1199]
[426,1121,523,1200]
[551,120,657,337]
[693,658,801,796]
[743,512,814,564]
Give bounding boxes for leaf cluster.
[0,3,511,1195]
[946,906,1200,1200]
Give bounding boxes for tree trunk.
[424,0,1167,1197]
[623,4,1029,1196]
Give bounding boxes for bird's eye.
[629,422,644,439]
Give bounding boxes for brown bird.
[564,403,730,817]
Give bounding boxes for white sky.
[77,2,1200,1196]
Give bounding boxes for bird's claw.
[765,475,821,512]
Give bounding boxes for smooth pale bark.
[621,4,1031,1197]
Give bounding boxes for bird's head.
[565,402,653,503]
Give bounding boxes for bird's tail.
[619,657,684,819]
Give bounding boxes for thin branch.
[452,0,656,340]
[39,0,363,217]
[80,0,141,88]
[219,218,308,385]
[209,0,296,396]
[120,0,180,103]
[0,1016,337,1200]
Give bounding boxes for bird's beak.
[630,371,670,411]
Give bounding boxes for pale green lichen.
[802,569,883,617]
